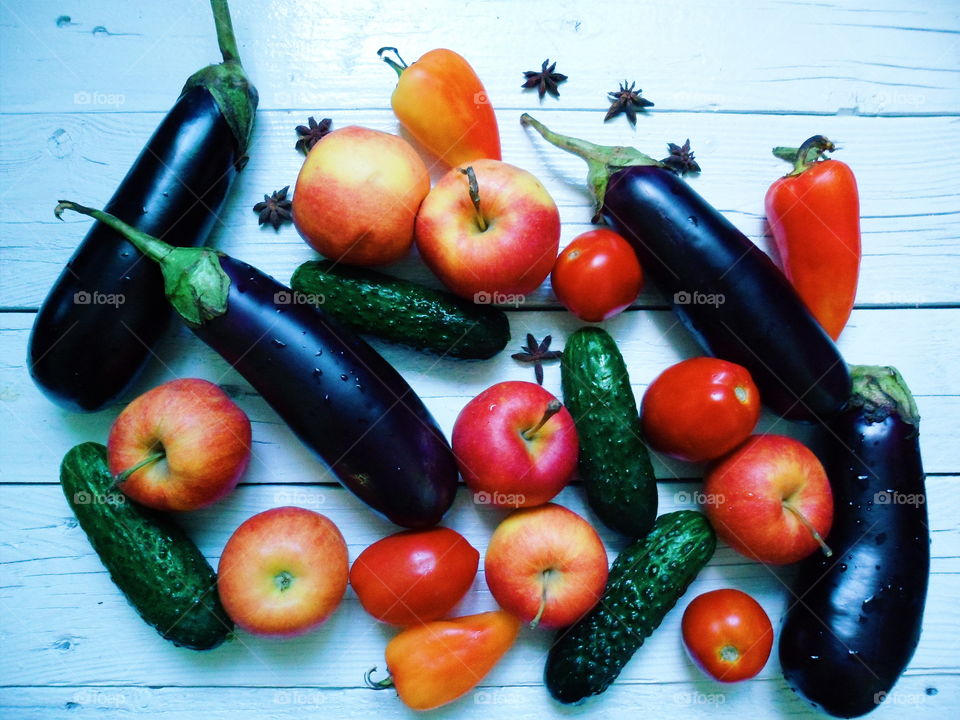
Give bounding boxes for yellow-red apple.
[452,381,578,508]
[703,434,834,565]
[107,378,251,511]
[484,503,608,629]
[414,159,560,300]
[292,125,429,266]
[217,506,349,637]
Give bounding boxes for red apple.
[452,381,578,508]
[217,506,349,637]
[703,434,834,565]
[414,159,561,300]
[292,125,430,266]
[484,503,608,629]
[108,378,251,511]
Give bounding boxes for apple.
[484,503,608,628]
[292,125,430,266]
[108,378,251,511]
[414,159,561,300]
[217,506,349,637]
[451,381,578,508]
[703,434,834,565]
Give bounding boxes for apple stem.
[529,570,552,629]
[782,500,833,557]
[364,666,395,690]
[522,400,562,441]
[459,166,488,232]
[114,449,166,485]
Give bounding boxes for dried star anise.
[661,139,701,175]
[522,59,568,100]
[253,186,293,230]
[295,116,332,154]
[511,333,563,385]
[604,81,654,125]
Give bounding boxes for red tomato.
[350,527,479,626]
[681,589,774,682]
[551,229,643,322]
[641,357,760,462]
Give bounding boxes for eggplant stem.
[459,167,487,232]
[377,47,408,78]
[55,201,171,262]
[364,666,395,690]
[522,400,562,440]
[210,0,241,65]
[783,501,833,557]
[114,449,166,485]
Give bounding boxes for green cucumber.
[545,510,716,703]
[290,260,510,359]
[60,442,232,650]
[561,326,657,537]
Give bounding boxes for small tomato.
[551,229,642,322]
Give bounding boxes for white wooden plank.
[2,110,959,308]
[0,0,957,116]
[0,673,955,720]
[1,480,957,690]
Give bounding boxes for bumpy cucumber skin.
[561,326,657,537]
[60,442,232,650]
[290,260,510,359]
[545,510,716,703]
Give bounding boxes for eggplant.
[54,201,458,529]
[29,0,257,412]
[780,366,928,717]
[521,115,850,422]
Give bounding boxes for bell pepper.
[367,610,520,710]
[378,47,501,168]
[765,135,861,341]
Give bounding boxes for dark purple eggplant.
[29,0,257,412]
[521,114,850,422]
[780,365,928,717]
[53,201,458,529]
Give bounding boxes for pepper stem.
[772,135,836,177]
[210,0,241,65]
[522,400,562,440]
[520,113,661,221]
[377,47,408,78]
[364,667,395,690]
[459,167,487,232]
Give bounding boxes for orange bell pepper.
[378,47,501,168]
[367,610,520,710]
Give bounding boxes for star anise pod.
[253,186,293,230]
[661,139,701,175]
[295,116,332,154]
[522,59,568,100]
[511,333,563,385]
[604,81,654,125]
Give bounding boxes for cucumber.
[290,260,510,359]
[545,510,715,703]
[561,326,657,537]
[60,442,232,650]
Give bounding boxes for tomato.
[682,589,774,682]
[641,357,760,462]
[551,229,643,322]
[350,527,479,626]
